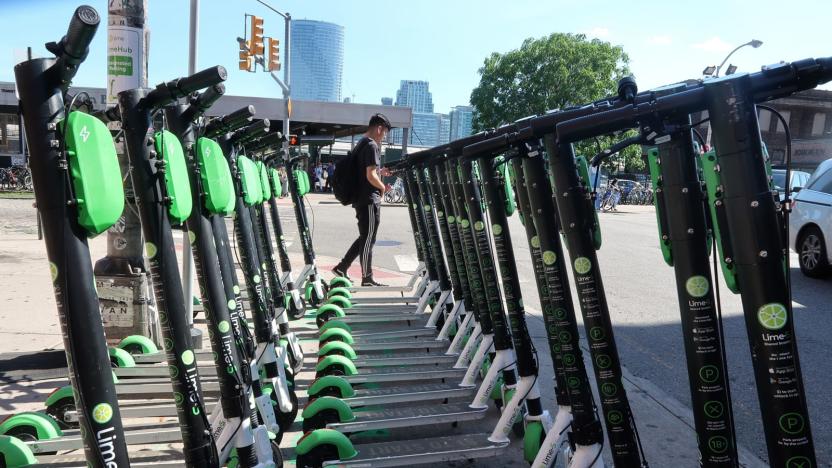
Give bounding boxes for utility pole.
[94,0,156,345]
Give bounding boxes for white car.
[789,159,832,278]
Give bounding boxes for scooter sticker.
[181,350,195,366]
[144,242,157,259]
[475,221,485,231]
[530,236,540,248]
[686,275,710,298]
[227,299,236,310]
[574,257,591,274]
[758,303,788,330]
[91,403,113,424]
[543,251,557,265]
[49,262,58,282]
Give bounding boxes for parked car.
[771,168,811,201]
[789,159,832,277]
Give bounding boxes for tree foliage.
[470,33,644,171]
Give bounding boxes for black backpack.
[333,138,369,206]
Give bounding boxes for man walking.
[332,113,391,286]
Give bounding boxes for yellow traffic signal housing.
[268,37,281,72]
[250,15,265,55]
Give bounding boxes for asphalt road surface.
[294,197,832,465]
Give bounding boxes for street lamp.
[715,39,763,77]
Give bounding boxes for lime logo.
[562,353,575,366]
[261,263,267,271]
[554,308,567,320]
[543,251,557,265]
[758,303,788,331]
[607,410,623,425]
[424,205,431,212]
[145,242,158,259]
[595,354,612,369]
[188,231,196,245]
[79,125,90,142]
[574,257,592,274]
[707,436,729,454]
[173,392,184,405]
[91,403,113,424]
[437,211,444,217]
[168,365,179,378]
[475,221,485,231]
[227,299,237,310]
[181,350,195,366]
[786,456,813,468]
[460,219,470,228]
[601,383,617,397]
[233,285,240,295]
[49,262,59,282]
[589,327,605,341]
[492,224,503,235]
[218,321,230,333]
[531,236,540,248]
[686,275,710,298]
[704,401,724,419]
[779,413,805,435]
[699,365,719,383]
[253,274,261,284]
[567,377,580,388]
[448,216,455,223]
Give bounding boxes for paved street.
[1,193,830,465]
[308,196,832,464]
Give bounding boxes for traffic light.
[238,48,252,71]
[268,37,280,72]
[250,15,265,55]
[288,135,299,147]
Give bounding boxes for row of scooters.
[2,4,829,468]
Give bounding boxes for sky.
[2,0,830,114]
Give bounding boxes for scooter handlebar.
[145,65,227,109]
[228,119,270,145]
[181,84,225,123]
[203,105,255,138]
[49,5,100,85]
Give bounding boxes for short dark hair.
[369,113,392,129]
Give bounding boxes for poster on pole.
[107,25,143,105]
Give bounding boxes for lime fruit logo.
[233,285,240,295]
[91,403,113,424]
[492,224,503,235]
[49,262,59,282]
[460,219,470,228]
[188,231,196,245]
[448,215,455,223]
[227,299,237,310]
[437,211,444,218]
[145,242,158,259]
[543,251,557,265]
[574,257,592,274]
[253,274,261,284]
[758,303,788,331]
[424,205,431,212]
[531,236,540,248]
[218,321,230,333]
[475,221,485,231]
[686,275,710,298]
[181,350,195,366]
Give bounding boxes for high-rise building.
[410,113,441,147]
[449,105,474,141]
[439,114,451,144]
[290,20,344,102]
[395,80,434,113]
[381,97,393,106]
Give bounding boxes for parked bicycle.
[0,166,33,191]
[383,175,406,204]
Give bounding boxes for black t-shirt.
[353,136,381,206]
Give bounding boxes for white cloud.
[584,27,610,39]
[691,36,732,53]
[647,35,672,46]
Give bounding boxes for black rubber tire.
[45,396,78,430]
[798,226,831,278]
[296,444,339,468]
[274,390,298,443]
[5,425,58,456]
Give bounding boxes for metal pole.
[182,0,199,332]
[283,14,291,156]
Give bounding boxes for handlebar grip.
[247,131,285,153]
[230,119,270,145]
[224,105,256,127]
[193,84,225,112]
[94,105,121,124]
[177,66,228,95]
[63,5,100,61]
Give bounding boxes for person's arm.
[366,165,385,193]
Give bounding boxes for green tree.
[470,33,644,172]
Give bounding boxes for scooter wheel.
[315,310,339,328]
[270,439,284,467]
[315,364,346,378]
[523,421,546,464]
[45,397,78,430]
[302,407,341,432]
[2,424,58,456]
[296,444,339,468]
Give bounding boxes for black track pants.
[338,203,381,279]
